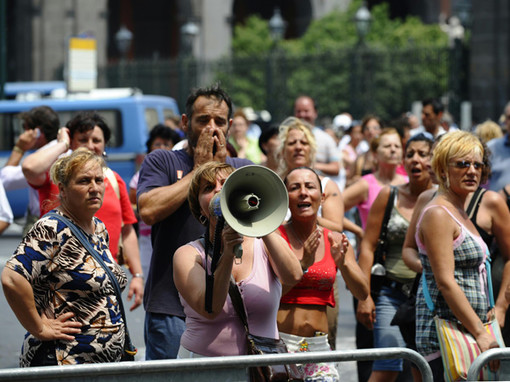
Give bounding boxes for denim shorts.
[144,312,185,360]
[372,285,407,371]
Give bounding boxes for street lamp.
[454,0,472,29]
[269,8,286,43]
[180,21,199,56]
[115,25,133,59]
[115,25,133,87]
[266,7,287,123]
[354,1,372,44]
[351,2,372,119]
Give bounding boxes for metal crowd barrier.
[467,347,510,381]
[0,347,432,382]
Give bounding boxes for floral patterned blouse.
[5,209,128,367]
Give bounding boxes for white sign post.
[67,37,97,92]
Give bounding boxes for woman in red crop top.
[277,167,369,380]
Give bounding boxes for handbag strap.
[228,278,251,334]
[421,269,436,313]
[422,248,495,313]
[199,234,251,333]
[374,186,397,264]
[45,212,132,340]
[466,187,485,220]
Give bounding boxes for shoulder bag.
[370,185,397,295]
[422,252,504,381]
[390,274,420,349]
[46,212,137,362]
[228,279,304,382]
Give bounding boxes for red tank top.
[279,225,336,307]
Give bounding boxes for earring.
[199,214,208,225]
[102,151,108,158]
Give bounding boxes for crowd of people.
[1,84,510,382]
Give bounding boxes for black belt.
[381,277,413,297]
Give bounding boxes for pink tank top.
[179,238,282,356]
[357,174,383,229]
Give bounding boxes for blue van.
[0,88,180,217]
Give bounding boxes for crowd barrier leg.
[467,348,510,381]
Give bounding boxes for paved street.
[0,226,358,382]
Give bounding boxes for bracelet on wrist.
[13,146,24,154]
[132,273,144,279]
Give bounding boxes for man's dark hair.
[185,83,233,122]
[422,98,444,115]
[146,124,181,152]
[20,106,60,141]
[258,126,279,155]
[66,111,111,144]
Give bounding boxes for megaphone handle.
[234,244,243,264]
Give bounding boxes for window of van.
[145,108,159,132]
[0,109,123,151]
[0,113,23,151]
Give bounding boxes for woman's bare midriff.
[277,303,329,337]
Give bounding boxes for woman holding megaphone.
[173,161,303,358]
[277,166,369,380]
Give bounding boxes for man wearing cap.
[0,106,60,234]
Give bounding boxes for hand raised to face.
[193,126,227,168]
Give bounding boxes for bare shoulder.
[346,177,368,194]
[417,188,437,203]
[482,189,507,210]
[174,243,203,266]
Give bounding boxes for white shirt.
[0,179,13,224]
[0,139,58,216]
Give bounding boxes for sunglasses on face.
[450,160,484,170]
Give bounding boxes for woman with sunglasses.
[403,135,510,363]
[413,131,500,381]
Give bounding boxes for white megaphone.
[208,165,289,259]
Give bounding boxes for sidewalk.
[336,275,358,382]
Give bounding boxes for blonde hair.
[188,161,235,224]
[431,131,485,191]
[475,120,503,143]
[277,116,317,176]
[50,148,106,187]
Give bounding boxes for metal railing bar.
[466,348,510,380]
[0,347,433,382]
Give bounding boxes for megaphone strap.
[203,217,225,314]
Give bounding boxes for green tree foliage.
[216,0,452,123]
[232,15,273,55]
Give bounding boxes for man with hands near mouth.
[136,84,252,360]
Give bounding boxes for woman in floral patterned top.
[1,148,128,367]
